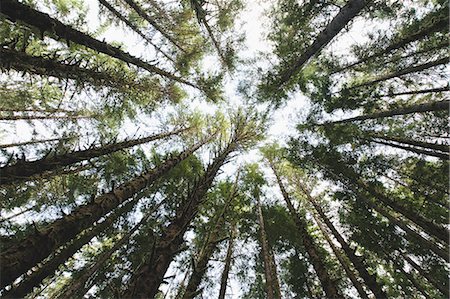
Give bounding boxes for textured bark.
[0,0,197,88]
[56,201,164,299]
[218,224,236,299]
[323,99,449,125]
[374,86,449,97]
[369,133,449,153]
[122,0,185,52]
[256,194,279,299]
[0,136,75,149]
[2,199,137,299]
[371,138,450,160]
[270,164,341,298]
[0,136,211,288]
[278,0,368,85]
[349,57,449,89]
[314,217,370,299]
[98,0,176,64]
[0,48,150,91]
[122,142,237,299]
[0,127,188,186]
[332,8,448,74]
[302,189,387,299]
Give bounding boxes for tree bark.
[323,99,449,125]
[374,86,449,97]
[0,136,211,288]
[270,164,342,298]
[369,133,449,153]
[218,223,236,299]
[371,138,450,160]
[278,0,368,86]
[0,48,152,92]
[0,136,75,149]
[2,198,138,299]
[0,127,189,186]
[122,142,237,299]
[0,0,197,88]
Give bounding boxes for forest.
[0,0,448,298]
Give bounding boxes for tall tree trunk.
[369,133,449,153]
[0,0,197,88]
[0,127,189,186]
[374,86,449,97]
[314,216,370,299]
[0,114,92,121]
[218,223,236,299]
[0,136,212,288]
[349,57,449,90]
[256,194,280,299]
[182,172,240,299]
[0,136,75,149]
[122,142,238,299]
[331,8,448,74]
[122,0,186,52]
[0,107,76,113]
[55,201,164,299]
[322,99,449,125]
[98,0,176,64]
[0,48,152,92]
[370,138,450,160]
[270,164,342,298]
[278,0,368,86]
[2,198,139,299]
[299,183,387,299]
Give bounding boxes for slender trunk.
[349,57,449,90]
[256,194,279,299]
[0,136,75,149]
[0,136,212,288]
[278,0,368,86]
[314,217,370,299]
[270,164,341,298]
[400,269,431,299]
[182,173,240,299]
[0,114,92,121]
[331,9,448,74]
[0,48,154,92]
[371,138,450,160]
[56,201,164,299]
[218,224,236,299]
[122,0,185,53]
[98,0,176,64]
[0,206,34,223]
[301,187,387,298]
[122,142,237,299]
[374,86,449,97]
[1,0,197,88]
[0,108,76,113]
[369,134,449,153]
[323,100,449,125]
[2,198,138,299]
[0,127,189,186]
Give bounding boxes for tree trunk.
[98,0,176,64]
[0,127,189,186]
[122,142,237,299]
[0,136,211,288]
[314,216,370,299]
[2,198,139,299]
[122,0,186,53]
[0,114,92,121]
[218,224,236,299]
[0,0,197,88]
[369,133,449,153]
[0,48,152,92]
[300,185,387,299]
[349,57,449,90]
[0,206,35,223]
[374,86,449,97]
[278,0,368,86]
[331,8,448,74]
[256,194,279,299]
[0,136,75,149]
[370,138,450,160]
[323,99,449,125]
[270,164,342,298]
[56,201,164,299]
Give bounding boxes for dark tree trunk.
[0,206,34,223]
[0,48,151,92]
[0,136,75,149]
[270,164,342,298]
[0,0,197,88]
[369,133,449,153]
[371,138,450,160]
[122,142,237,299]
[278,0,368,86]
[2,199,138,299]
[0,127,189,186]
[323,100,449,125]
[0,136,211,288]
[374,86,449,97]
[0,114,92,121]
[218,224,236,299]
